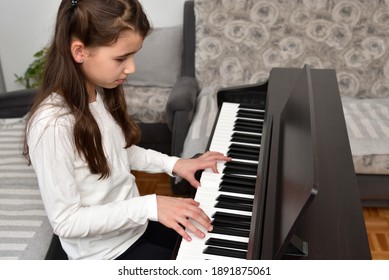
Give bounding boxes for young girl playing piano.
[23,0,229,260]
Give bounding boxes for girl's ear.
[71,40,85,64]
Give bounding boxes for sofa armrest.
[165,76,199,156]
[0,89,37,118]
[165,76,199,130]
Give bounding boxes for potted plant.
[14,48,47,89]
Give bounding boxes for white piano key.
[195,189,255,201]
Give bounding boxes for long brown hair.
[24,0,151,179]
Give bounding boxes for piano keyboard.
[176,102,266,260]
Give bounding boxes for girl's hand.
[156,195,212,241]
[173,151,231,188]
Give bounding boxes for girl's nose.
[124,58,136,74]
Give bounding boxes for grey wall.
[0,0,187,93]
[0,58,5,93]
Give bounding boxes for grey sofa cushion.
[127,25,183,88]
[165,76,199,130]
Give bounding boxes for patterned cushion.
[0,118,52,259]
[194,0,389,98]
[191,0,389,175]
[123,85,171,123]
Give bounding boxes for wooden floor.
[362,207,389,260]
[133,171,389,260]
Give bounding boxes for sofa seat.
[0,117,52,260]
[342,97,389,175]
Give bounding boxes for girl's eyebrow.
[115,51,136,59]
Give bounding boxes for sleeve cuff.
[146,194,158,222]
[165,156,180,177]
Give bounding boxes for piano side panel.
[292,68,370,259]
[261,68,370,260]
[259,68,302,259]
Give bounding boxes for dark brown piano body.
[215,67,371,260]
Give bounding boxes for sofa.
[0,3,198,259]
[180,0,389,207]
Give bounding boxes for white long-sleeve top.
[27,92,179,260]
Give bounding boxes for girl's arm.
[28,121,157,238]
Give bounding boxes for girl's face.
[80,30,143,95]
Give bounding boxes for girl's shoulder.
[30,92,74,128]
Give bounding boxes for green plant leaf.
[14,47,47,89]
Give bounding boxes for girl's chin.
[102,83,121,89]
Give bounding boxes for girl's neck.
[86,83,97,103]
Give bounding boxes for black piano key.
[221,174,257,187]
[234,123,263,133]
[229,143,260,155]
[211,225,250,237]
[203,246,247,259]
[213,211,252,223]
[232,131,262,139]
[234,118,263,125]
[223,161,258,176]
[237,110,264,120]
[234,124,263,134]
[219,174,256,189]
[205,237,248,251]
[221,174,258,185]
[228,150,260,161]
[215,201,253,213]
[231,132,261,144]
[211,212,251,232]
[212,219,250,230]
[217,194,254,205]
[219,182,255,195]
[235,119,263,128]
[212,211,251,229]
[225,161,258,170]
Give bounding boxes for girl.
[23,0,230,260]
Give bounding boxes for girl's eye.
[116,58,126,62]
